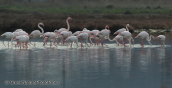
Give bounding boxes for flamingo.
[14,29,23,32]
[29,22,44,46]
[77,32,90,48]
[72,31,81,36]
[114,24,130,34]
[58,31,72,45]
[113,24,130,45]
[43,32,57,48]
[113,35,124,46]
[13,35,29,50]
[118,31,134,48]
[95,25,113,46]
[65,36,79,48]
[155,35,165,47]
[57,17,72,33]
[82,28,91,33]
[135,31,155,47]
[1,32,16,48]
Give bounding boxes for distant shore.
[0,12,172,34]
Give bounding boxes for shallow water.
[0,33,171,88]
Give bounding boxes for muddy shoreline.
[0,12,172,34]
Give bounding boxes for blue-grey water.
[0,33,171,88]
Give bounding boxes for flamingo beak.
[135,35,139,38]
[13,38,17,40]
[118,33,121,35]
[65,38,68,41]
[114,32,117,35]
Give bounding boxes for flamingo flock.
[1,17,166,49]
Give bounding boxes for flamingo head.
[54,30,58,33]
[43,35,46,37]
[88,32,93,35]
[13,37,17,40]
[105,25,109,29]
[156,36,160,39]
[118,33,122,36]
[127,24,130,27]
[114,32,118,35]
[68,17,72,20]
[65,38,68,41]
[39,22,44,26]
[83,28,87,30]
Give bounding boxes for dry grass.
[0,12,172,34]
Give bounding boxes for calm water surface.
[0,33,171,88]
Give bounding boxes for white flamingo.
[29,22,44,46]
[43,32,57,48]
[135,31,154,47]
[65,36,79,48]
[77,32,90,48]
[155,35,165,47]
[1,32,16,48]
[96,25,113,46]
[113,35,124,46]
[57,17,72,33]
[13,35,29,50]
[14,29,23,32]
[118,31,134,48]
[72,31,81,36]
[58,31,72,45]
[114,24,130,34]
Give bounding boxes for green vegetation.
[0,5,172,14]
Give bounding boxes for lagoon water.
[0,33,171,88]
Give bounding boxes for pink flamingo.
[118,31,134,48]
[135,31,155,47]
[155,35,165,47]
[65,36,79,48]
[77,32,90,48]
[57,17,72,33]
[114,24,130,34]
[29,22,44,46]
[1,32,17,48]
[13,35,29,50]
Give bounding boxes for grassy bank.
[0,12,172,34]
[0,5,172,14]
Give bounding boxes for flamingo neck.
[66,19,70,31]
[38,24,44,34]
[147,35,154,41]
[107,34,115,41]
[105,25,108,29]
[126,25,129,31]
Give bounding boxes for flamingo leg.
[81,39,84,48]
[20,43,21,50]
[94,39,96,46]
[50,40,52,48]
[53,39,57,47]
[8,40,9,48]
[25,42,28,49]
[71,42,72,48]
[162,41,165,47]
[34,38,36,46]
[2,38,6,47]
[128,39,132,48]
